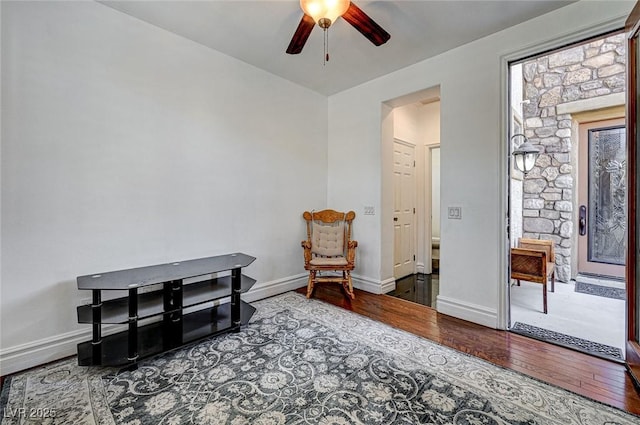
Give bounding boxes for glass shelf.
[77,301,256,366]
[77,275,256,324]
[77,253,256,291]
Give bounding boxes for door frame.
[499,18,628,330]
[577,118,627,279]
[625,1,640,388]
[424,144,441,276]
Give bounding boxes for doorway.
[507,32,627,361]
[383,90,441,307]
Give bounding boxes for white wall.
[422,102,441,146]
[1,1,327,373]
[393,103,422,143]
[422,101,441,247]
[327,0,633,328]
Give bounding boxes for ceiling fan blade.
[342,2,390,46]
[286,14,316,54]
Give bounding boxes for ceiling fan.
[286,0,390,58]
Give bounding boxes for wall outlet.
[364,206,375,215]
[448,206,462,220]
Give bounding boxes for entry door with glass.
[578,118,626,278]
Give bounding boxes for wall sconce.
[511,134,541,174]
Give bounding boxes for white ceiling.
[100,0,576,96]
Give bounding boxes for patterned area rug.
[575,281,626,300]
[511,321,624,362]
[1,292,638,424]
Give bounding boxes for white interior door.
[393,140,416,278]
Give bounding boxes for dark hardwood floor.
[296,285,640,415]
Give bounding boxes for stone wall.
[521,34,625,282]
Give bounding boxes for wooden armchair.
[302,209,357,299]
[511,238,555,314]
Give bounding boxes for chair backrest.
[518,238,555,262]
[511,247,548,284]
[303,210,355,257]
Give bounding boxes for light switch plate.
[448,206,462,219]
[364,206,375,215]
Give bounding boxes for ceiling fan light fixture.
[300,0,350,27]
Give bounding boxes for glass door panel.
[588,126,627,265]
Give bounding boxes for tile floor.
[510,277,626,356]
[387,274,439,307]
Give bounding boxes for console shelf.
[77,302,256,366]
[76,253,256,366]
[77,275,257,324]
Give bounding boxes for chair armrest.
[347,240,357,264]
[301,240,312,264]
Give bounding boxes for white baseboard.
[352,275,395,294]
[380,277,396,294]
[436,295,497,329]
[0,274,308,376]
[0,328,90,376]
[241,273,308,303]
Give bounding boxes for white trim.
[352,274,395,294]
[499,14,627,331]
[0,328,90,376]
[380,277,396,294]
[424,147,432,275]
[0,273,308,376]
[499,50,511,331]
[436,295,498,329]
[0,322,126,376]
[241,273,307,303]
[416,262,425,274]
[425,144,441,276]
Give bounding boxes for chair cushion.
[310,256,348,266]
[311,222,345,257]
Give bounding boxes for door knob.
[579,205,586,236]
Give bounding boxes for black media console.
[76,253,256,366]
